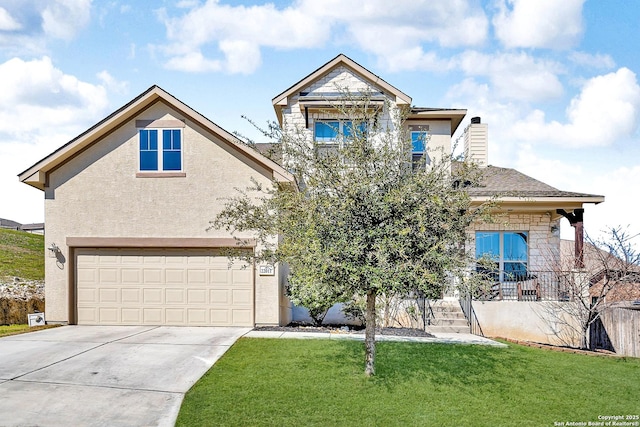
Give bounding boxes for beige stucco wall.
[44,100,287,325]
[473,301,582,346]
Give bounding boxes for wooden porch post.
[557,208,585,269]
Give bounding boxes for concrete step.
[426,325,470,334]
[429,318,469,327]
[431,311,466,319]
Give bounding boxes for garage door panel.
[187,269,206,284]
[99,288,119,303]
[143,308,162,323]
[165,288,185,304]
[143,269,163,284]
[143,288,163,304]
[210,270,229,284]
[187,289,207,304]
[99,269,118,284]
[77,288,97,303]
[77,308,96,323]
[232,309,252,325]
[165,308,185,324]
[210,309,229,324]
[187,309,207,324]
[121,288,140,303]
[99,308,119,323]
[210,289,229,304]
[232,269,251,284]
[76,248,254,326]
[232,289,252,305]
[121,269,141,283]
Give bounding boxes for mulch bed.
[254,322,435,338]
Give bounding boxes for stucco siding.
[44,101,282,324]
[473,300,582,346]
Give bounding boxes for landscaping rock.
[255,322,435,337]
[0,278,45,324]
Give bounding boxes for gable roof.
[464,165,604,214]
[272,54,412,124]
[19,85,294,190]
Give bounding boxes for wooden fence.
[591,305,640,357]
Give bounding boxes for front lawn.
[177,338,640,427]
[0,324,59,337]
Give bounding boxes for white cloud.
[568,51,615,69]
[0,55,112,224]
[0,57,109,135]
[511,68,640,147]
[156,0,488,74]
[0,0,91,54]
[493,0,585,49]
[0,7,21,30]
[585,166,640,239]
[41,0,91,40]
[457,51,564,102]
[96,70,128,94]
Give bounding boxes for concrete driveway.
[0,325,250,426]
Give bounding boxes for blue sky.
[1,0,639,242]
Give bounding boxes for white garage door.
[75,248,254,326]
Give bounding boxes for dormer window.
[139,129,182,172]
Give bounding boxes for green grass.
[0,324,58,337]
[177,338,640,427]
[0,228,44,281]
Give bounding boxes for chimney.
[464,116,488,167]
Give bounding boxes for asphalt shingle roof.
[465,165,603,199]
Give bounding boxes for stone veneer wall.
[467,212,562,272]
[280,66,399,154]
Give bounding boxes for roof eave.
[271,54,412,112]
[407,109,468,135]
[19,85,295,190]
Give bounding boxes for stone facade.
[467,212,561,272]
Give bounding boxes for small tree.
[213,92,493,375]
[540,226,640,349]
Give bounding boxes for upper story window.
[139,129,182,172]
[314,120,367,144]
[475,231,529,281]
[411,130,430,168]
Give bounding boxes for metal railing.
[459,292,484,336]
[473,270,573,302]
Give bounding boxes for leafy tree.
[213,93,493,375]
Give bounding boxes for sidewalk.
[244,330,507,347]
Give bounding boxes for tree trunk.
[364,289,377,376]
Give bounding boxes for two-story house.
[19,54,603,345]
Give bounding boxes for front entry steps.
[426,300,469,334]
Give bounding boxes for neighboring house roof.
[0,218,21,229]
[18,85,294,191]
[254,143,283,165]
[465,165,604,213]
[561,239,640,303]
[20,223,45,232]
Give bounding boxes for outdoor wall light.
[47,242,60,258]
